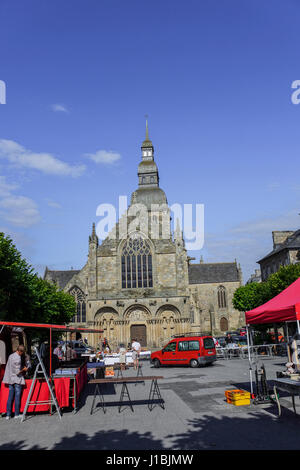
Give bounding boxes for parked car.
[69,341,94,357]
[231,335,248,347]
[226,331,240,336]
[151,335,216,368]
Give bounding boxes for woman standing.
[3,345,31,420]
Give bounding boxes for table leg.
[90,384,106,415]
[119,383,134,413]
[292,394,297,414]
[148,379,165,411]
[273,385,281,417]
[73,378,77,414]
[135,365,145,386]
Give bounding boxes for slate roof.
[188,262,240,285]
[258,229,300,263]
[44,269,80,289]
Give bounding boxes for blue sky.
[0,0,300,282]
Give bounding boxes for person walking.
[118,344,127,370]
[102,337,110,353]
[225,333,233,346]
[131,338,141,371]
[53,344,63,361]
[3,345,31,420]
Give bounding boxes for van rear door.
[202,337,216,358]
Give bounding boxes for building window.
[121,235,153,289]
[69,286,86,322]
[217,285,227,308]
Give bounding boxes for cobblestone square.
[1,357,299,450]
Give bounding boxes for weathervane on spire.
[145,114,149,140]
[142,114,153,149]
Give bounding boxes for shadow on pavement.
[0,429,164,450]
[1,407,300,450]
[166,411,300,450]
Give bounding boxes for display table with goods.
[273,377,300,417]
[52,358,88,411]
[103,350,151,366]
[86,361,105,379]
[0,378,52,413]
[0,321,103,418]
[0,358,88,414]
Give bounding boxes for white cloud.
[51,103,69,113]
[0,175,41,228]
[84,149,121,165]
[0,175,19,197]
[0,195,41,228]
[231,209,300,235]
[47,199,62,209]
[0,139,85,177]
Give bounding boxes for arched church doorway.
[220,317,228,332]
[130,324,147,347]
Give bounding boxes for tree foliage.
[233,263,300,312]
[0,232,76,325]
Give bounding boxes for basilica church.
[44,125,244,349]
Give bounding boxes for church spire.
[138,118,159,188]
[142,115,153,149]
[89,222,98,245]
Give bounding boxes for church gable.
[42,124,243,343]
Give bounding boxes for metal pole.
[50,328,52,378]
[49,327,52,416]
[246,325,253,395]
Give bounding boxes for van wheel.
[190,359,199,368]
[153,359,161,368]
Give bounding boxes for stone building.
[246,269,262,284]
[44,126,243,349]
[258,230,300,281]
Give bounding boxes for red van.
[151,335,216,368]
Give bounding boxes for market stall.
[245,277,300,394]
[0,321,103,415]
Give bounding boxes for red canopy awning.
[245,277,300,325]
[0,321,103,333]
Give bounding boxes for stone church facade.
[44,127,243,349]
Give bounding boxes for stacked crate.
[225,389,251,406]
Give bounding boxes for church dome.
[130,187,168,209]
[138,160,158,174]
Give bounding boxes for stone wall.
[188,281,243,335]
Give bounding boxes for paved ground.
[1,355,300,450]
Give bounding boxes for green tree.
[267,264,300,298]
[0,232,36,321]
[0,232,76,325]
[31,276,76,325]
[232,281,270,312]
[233,263,300,312]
